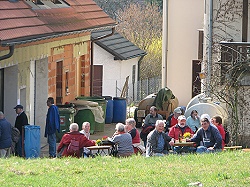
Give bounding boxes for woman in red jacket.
[57,123,95,158]
[211,116,225,149]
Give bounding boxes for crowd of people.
[0,97,227,158]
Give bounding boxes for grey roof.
[91,29,147,60]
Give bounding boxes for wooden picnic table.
[87,145,112,155]
[174,142,195,147]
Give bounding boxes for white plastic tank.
[186,93,205,110]
[184,102,228,124]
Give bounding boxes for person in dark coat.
[14,104,28,157]
[45,97,60,158]
[0,111,12,158]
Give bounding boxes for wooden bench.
[242,149,250,152]
[224,146,242,151]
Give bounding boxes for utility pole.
[162,0,168,88]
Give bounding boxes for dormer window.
[25,0,69,9]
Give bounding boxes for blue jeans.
[196,146,222,154]
[15,136,23,157]
[48,133,56,157]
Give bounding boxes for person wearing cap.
[140,106,163,147]
[168,115,195,153]
[0,111,12,158]
[165,107,182,132]
[14,104,28,157]
[187,117,222,153]
[45,97,60,158]
[146,120,174,157]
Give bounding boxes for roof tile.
[0,0,116,45]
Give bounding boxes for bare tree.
[116,3,163,78]
[93,0,139,20]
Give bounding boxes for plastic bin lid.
[113,97,126,100]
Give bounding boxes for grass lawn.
[0,151,249,187]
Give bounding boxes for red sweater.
[216,124,225,148]
[169,125,194,140]
[57,131,95,157]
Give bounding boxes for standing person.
[140,106,163,147]
[146,120,174,157]
[188,117,222,153]
[80,122,91,157]
[14,104,28,157]
[211,116,226,149]
[45,97,60,158]
[186,110,201,132]
[0,111,12,158]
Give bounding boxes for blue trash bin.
[112,97,127,123]
[24,125,40,158]
[103,96,113,124]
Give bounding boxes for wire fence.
[127,76,162,105]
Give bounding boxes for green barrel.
[56,107,75,143]
[76,96,107,132]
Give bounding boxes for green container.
[74,108,95,134]
[56,107,75,143]
[76,96,107,132]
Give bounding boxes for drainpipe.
[242,0,248,42]
[0,45,14,61]
[90,27,115,96]
[162,0,168,88]
[207,0,213,97]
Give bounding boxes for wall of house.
[3,65,18,126]
[93,44,138,99]
[203,0,250,146]
[0,33,91,145]
[167,0,204,107]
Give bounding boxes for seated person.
[186,110,201,132]
[211,116,226,149]
[188,117,222,153]
[140,106,163,147]
[168,115,195,153]
[125,118,145,154]
[109,123,134,157]
[146,120,174,157]
[165,107,182,132]
[79,121,91,157]
[57,123,95,158]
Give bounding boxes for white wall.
[93,44,138,99]
[4,65,18,126]
[167,0,204,106]
[35,58,49,144]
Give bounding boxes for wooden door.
[93,65,103,96]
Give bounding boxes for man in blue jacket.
[0,111,12,158]
[189,117,222,153]
[45,97,60,158]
